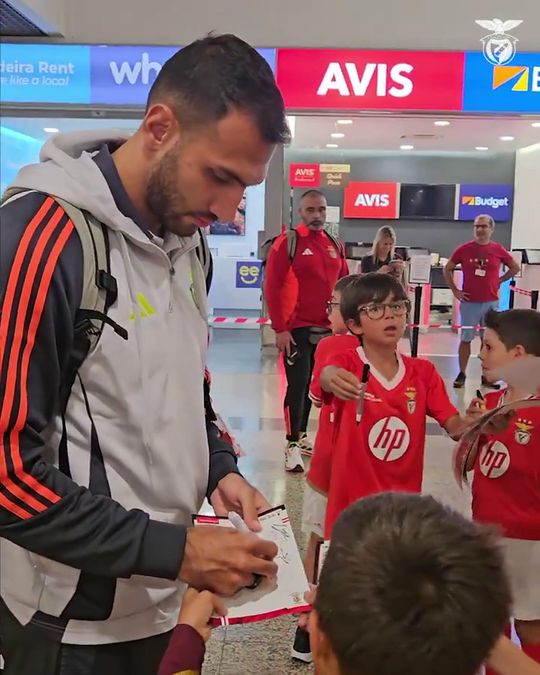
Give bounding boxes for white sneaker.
[298,434,313,458]
[285,442,305,473]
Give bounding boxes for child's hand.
[322,366,361,400]
[482,410,515,435]
[466,397,486,416]
[178,588,227,642]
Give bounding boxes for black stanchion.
[509,280,516,309]
[410,285,422,358]
[531,290,539,311]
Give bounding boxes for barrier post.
[532,290,539,311]
[509,280,516,309]
[410,285,422,358]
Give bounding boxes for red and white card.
[193,506,311,625]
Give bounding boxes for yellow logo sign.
[405,387,417,414]
[514,418,533,445]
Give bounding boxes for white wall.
[13,0,540,50]
[512,143,540,249]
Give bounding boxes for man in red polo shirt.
[264,190,349,472]
[444,214,519,389]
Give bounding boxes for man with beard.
[264,191,349,473]
[0,35,288,675]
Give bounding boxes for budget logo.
[493,64,540,92]
[475,18,523,65]
[457,184,513,221]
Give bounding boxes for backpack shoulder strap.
[324,230,346,258]
[286,229,298,262]
[195,229,213,292]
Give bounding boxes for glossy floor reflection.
[202,328,482,674]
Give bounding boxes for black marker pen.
[356,364,370,424]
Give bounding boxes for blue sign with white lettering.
[90,45,178,105]
[1,43,277,106]
[0,44,91,103]
[463,51,540,113]
[457,184,513,221]
[236,261,262,289]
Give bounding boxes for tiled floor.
[202,328,483,674]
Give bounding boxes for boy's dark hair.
[340,273,408,323]
[485,308,540,356]
[147,34,290,144]
[315,493,511,675]
[334,274,359,294]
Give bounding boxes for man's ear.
[511,344,527,359]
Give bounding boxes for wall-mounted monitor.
[399,184,456,220]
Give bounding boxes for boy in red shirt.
[319,274,473,536]
[467,308,540,667]
[292,273,359,663]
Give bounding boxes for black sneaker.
[481,376,500,389]
[291,626,312,663]
[453,372,466,389]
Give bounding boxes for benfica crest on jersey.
[514,418,533,445]
[405,387,417,414]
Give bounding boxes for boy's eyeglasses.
[358,300,411,320]
[326,301,340,313]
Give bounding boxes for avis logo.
[109,52,162,85]
[493,65,540,92]
[461,196,509,208]
[354,193,390,207]
[317,63,413,98]
[294,168,316,178]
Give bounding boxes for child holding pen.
[319,273,475,536]
[466,308,540,668]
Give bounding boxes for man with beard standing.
[264,191,349,473]
[0,35,288,675]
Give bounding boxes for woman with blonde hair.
[360,225,403,279]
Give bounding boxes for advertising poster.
[457,184,513,221]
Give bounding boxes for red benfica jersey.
[472,390,540,540]
[307,334,360,495]
[325,347,458,537]
[264,224,349,333]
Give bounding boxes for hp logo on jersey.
[479,441,510,478]
[368,417,410,461]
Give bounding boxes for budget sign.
[236,262,262,289]
[457,184,513,221]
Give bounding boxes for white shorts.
[302,485,327,538]
[501,537,540,620]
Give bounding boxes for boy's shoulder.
[315,334,359,360]
[401,354,438,377]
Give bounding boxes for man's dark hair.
[340,273,408,323]
[147,34,289,144]
[485,308,540,356]
[315,493,511,675]
[300,189,326,201]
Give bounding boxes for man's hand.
[210,473,271,532]
[452,289,469,302]
[276,331,296,356]
[178,526,278,596]
[178,588,227,642]
[321,366,361,400]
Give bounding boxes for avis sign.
[344,181,400,219]
[277,49,464,111]
[289,163,320,188]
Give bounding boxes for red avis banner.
[289,163,320,187]
[277,49,465,111]
[344,181,400,219]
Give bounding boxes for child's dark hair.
[334,274,360,295]
[340,273,408,323]
[315,493,511,675]
[485,308,540,356]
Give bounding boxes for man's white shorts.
[501,537,540,620]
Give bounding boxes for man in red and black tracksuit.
[264,190,349,473]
